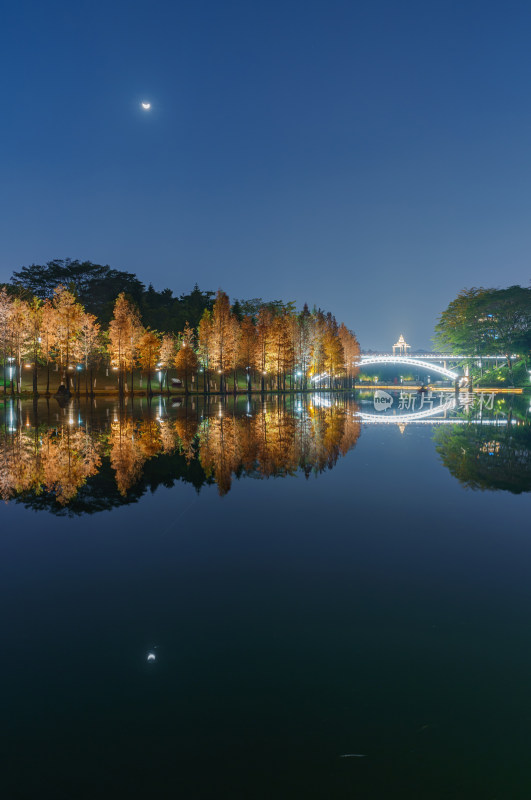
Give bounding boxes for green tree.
[11,259,145,325]
[436,285,531,380]
[434,288,490,358]
[480,286,531,373]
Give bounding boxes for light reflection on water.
[0,394,362,509]
[1,392,531,798]
[1,392,531,513]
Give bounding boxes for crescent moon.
[141,102,151,110]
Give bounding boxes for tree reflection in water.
[434,423,531,493]
[0,395,361,512]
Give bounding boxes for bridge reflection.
[1,391,529,510]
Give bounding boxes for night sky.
[2,0,531,350]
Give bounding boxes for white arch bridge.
[311,353,504,385]
[357,355,459,381]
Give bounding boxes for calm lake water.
[1,391,530,799]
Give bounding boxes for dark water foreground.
[1,393,531,799]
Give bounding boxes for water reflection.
[0,395,361,512]
[355,389,531,493]
[2,393,530,511]
[434,423,531,493]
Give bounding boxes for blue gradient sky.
[1,0,530,350]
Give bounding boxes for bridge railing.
[360,353,508,360]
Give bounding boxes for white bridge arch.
[358,355,459,381]
[357,397,457,423]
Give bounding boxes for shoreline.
[0,385,525,399]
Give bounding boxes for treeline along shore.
[0,259,360,397]
[435,285,531,388]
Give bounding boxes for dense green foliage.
[434,285,531,365]
[6,258,299,334]
[8,258,215,330]
[475,360,529,387]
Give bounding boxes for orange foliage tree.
[0,288,13,394]
[52,286,84,393]
[0,278,360,397]
[138,330,160,395]
[174,322,198,394]
[338,323,360,388]
[210,290,238,393]
[78,312,102,395]
[9,299,31,394]
[159,333,176,393]
[238,315,257,392]
[108,293,143,396]
[197,309,213,394]
[40,299,57,395]
[255,306,274,392]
